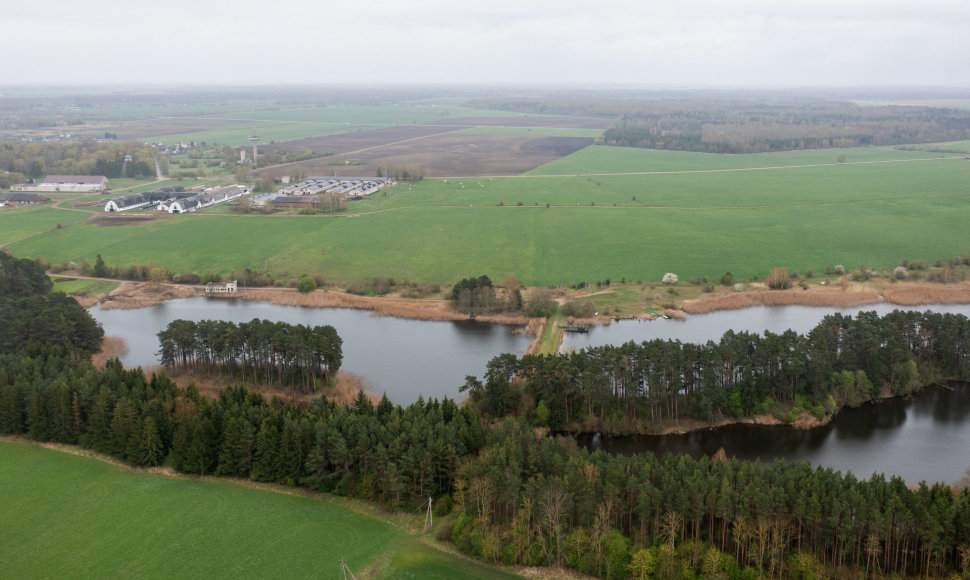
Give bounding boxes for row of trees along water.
[463,310,970,432]
[156,319,342,393]
[8,252,970,577]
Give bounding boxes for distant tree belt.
[467,310,970,429]
[467,97,970,152]
[0,141,159,178]
[0,253,103,353]
[157,318,342,392]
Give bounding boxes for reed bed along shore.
[99,282,199,310]
[682,285,882,314]
[683,280,970,314]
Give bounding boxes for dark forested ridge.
[6,252,970,577]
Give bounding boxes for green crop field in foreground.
[0,441,517,579]
[7,145,970,286]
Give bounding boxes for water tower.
[248,127,260,166]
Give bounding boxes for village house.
[205,280,237,293]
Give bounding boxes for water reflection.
[580,384,970,484]
[89,298,532,404]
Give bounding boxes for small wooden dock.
[560,324,590,333]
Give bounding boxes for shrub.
[720,271,734,286]
[297,274,316,294]
[765,267,792,290]
[805,269,814,278]
[834,265,845,275]
[893,266,909,280]
[662,273,678,285]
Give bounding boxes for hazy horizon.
[7,1,969,88]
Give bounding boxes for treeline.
[451,418,970,578]
[0,347,484,511]
[157,319,342,393]
[0,141,158,179]
[602,101,970,153]
[0,253,103,354]
[377,162,424,181]
[465,310,970,431]
[467,96,970,153]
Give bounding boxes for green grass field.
[0,207,87,245]
[52,277,119,296]
[8,144,970,285]
[0,441,518,579]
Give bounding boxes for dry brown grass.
[523,318,546,355]
[100,282,200,310]
[71,294,101,308]
[237,288,531,325]
[684,279,970,314]
[327,372,382,406]
[682,285,882,314]
[91,336,129,368]
[882,280,970,305]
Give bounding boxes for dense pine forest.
[465,310,970,433]
[157,318,343,393]
[5,252,970,578]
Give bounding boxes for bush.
[805,269,814,278]
[765,267,792,290]
[834,264,845,275]
[662,273,678,285]
[720,271,734,286]
[526,288,557,317]
[297,274,316,294]
[893,266,909,279]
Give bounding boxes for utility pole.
[424,496,433,530]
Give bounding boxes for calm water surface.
[92,298,970,483]
[89,297,532,404]
[562,303,970,351]
[579,383,970,484]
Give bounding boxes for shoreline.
[90,277,970,321]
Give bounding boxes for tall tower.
[248,127,260,167]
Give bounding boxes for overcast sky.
[7,0,969,87]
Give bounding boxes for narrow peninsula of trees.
[157,318,342,392]
[465,310,970,432]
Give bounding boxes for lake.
[89,297,532,404]
[92,297,970,483]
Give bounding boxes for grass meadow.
[0,441,517,579]
[8,144,970,286]
[0,207,84,245]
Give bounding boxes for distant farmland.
[9,144,970,286]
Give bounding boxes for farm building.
[272,196,321,208]
[0,192,51,206]
[251,192,283,206]
[13,175,108,193]
[161,185,249,213]
[105,185,187,212]
[277,176,395,197]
